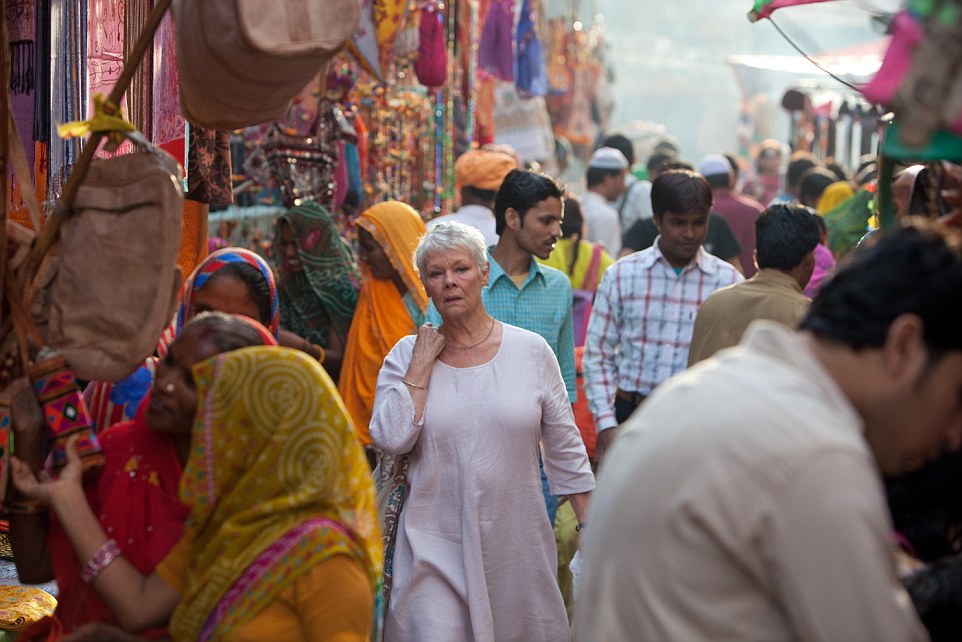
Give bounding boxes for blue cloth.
[426,250,576,403]
[515,0,548,96]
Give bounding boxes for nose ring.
[164,382,175,394]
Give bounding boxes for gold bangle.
[311,344,325,363]
[402,379,427,391]
[10,499,47,514]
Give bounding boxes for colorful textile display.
[862,3,962,146]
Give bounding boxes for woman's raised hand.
[11,434,83,506]
[411,323,446,368]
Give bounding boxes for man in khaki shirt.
[574,222,962,642]
[688,203,820,365]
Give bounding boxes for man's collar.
[487,249,544,285]
[754,267,804,292]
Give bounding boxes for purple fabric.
[804,243,836,298]
[478,0,515,82]
[515,0,547,96]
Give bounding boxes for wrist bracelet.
[9,499,48,514]
[575,522,587,532]
[402,379,428,391]
[311,343,326,363]
[81,538,123,584]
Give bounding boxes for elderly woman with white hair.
[370,221,594,641]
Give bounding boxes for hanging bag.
[44,130,183,382]
[171,0,361,130]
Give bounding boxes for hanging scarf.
[338,201,427,445]
[170,347,382,642]
[273,202,360,347]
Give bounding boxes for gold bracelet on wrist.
[402,379,427,391]
[311,344,326,363]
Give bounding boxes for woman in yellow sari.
[339,201,428,447]
[12,347,381,642]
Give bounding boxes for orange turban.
[454,150,517,191]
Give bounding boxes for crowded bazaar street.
[0,0,961,640]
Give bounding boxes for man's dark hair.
[462,185,497,204]
[786,153,818,190]
[755,204,820,270]
[651,170,712,220]
[799,168,837,206]
[494,169,565,235]
[602,134,635,166]
[206,262,273,328]
[586,166,623,188]
[646,152,675,176]
[705,173,730,191]
[800,221,962,351]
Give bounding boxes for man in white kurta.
[372,324,595,642]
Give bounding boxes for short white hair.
[415,221,488,277]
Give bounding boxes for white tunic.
[371,324,595,642]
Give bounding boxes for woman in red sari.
[14,313,277,637]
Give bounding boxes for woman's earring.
[164,382,175,394]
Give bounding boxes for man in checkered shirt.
[583,170,743,463]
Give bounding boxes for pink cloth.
[804,243,836,298]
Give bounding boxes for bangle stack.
[80,538,123,584]
[402,380,427,391]
[9,499,47,514]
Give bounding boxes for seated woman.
[273,201,361,383]
[12,347,381,642]
[338,201,427,449]
[11,313,277,636]
[370,222,594,641]
[85,247,281,433]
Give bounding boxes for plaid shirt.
[426,250,576,402]
[583,243,742,431]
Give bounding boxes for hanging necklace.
[449,317,496,351]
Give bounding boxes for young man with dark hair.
[575,221,962,642]
[583,170,742,463]
[688,203,820,364]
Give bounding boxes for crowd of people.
[4,133,962,642]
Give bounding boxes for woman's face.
[146,326,223,435]
[278,223,303,274]
[357,227,397,281]
[421,246,489,320]
[188,272,260,322]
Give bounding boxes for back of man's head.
[786,153,819,191]
[646,152,676,179]
[601,134,635,166]
[755,204,821,271]
[800,221,962,352]
[494,169,565,235]
[455,149,517,206]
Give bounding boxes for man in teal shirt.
[426,169,576,402]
